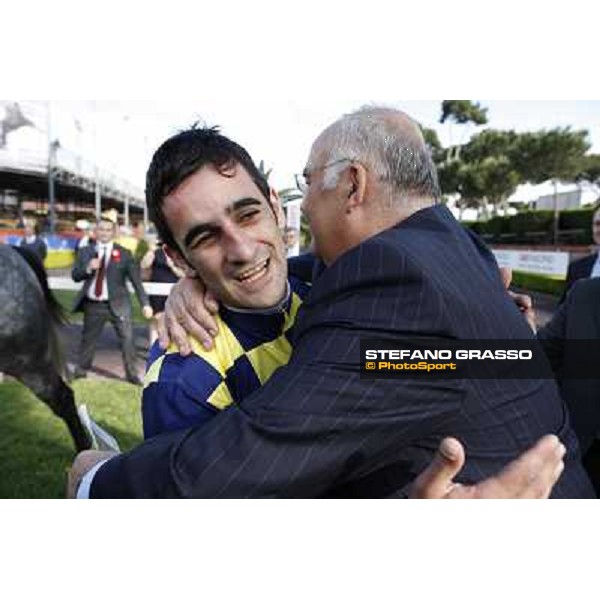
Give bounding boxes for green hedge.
[559,207,596,233]
[510,211,553,236]
[466,206,596,245]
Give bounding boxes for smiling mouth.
[235,258,270,283]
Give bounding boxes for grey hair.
[317,105,441,201]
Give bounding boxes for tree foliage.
[431,104,594,219]
[575,153,600,185]
[440,100,488,126]
[510,128,590,183]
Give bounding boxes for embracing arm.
[89,323,463,498]
[73,394,565,499]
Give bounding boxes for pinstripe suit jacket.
[91,205,594,498]
[538,278,600,454]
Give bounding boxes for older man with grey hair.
[68,106,593,498]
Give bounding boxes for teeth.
[237,259,268,282]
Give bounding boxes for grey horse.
[0,244,90,451]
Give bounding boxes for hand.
[140,250,155,270]
[410,435,565,499]
[159,277,219,355]
[499,267,537,333]
[142,305,154,320]
[66,450,118,498]
[88,257,101,271]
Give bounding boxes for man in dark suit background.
[17,218,47,265]
[562,206,600,299]
[538,277,600,491]
[68,107,592,498]
[71,212,153,385]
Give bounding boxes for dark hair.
[145,125,270,251]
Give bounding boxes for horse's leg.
[19,368,91,452]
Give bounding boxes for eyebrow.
[182,197,263,249]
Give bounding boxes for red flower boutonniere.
[111,248,121,263]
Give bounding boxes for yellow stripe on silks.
[247,335,293,385]
[144,354,166,388]
[165,315,245,378]
[284,292,302,332]
[206,380,235,410]
[247,291,300,384]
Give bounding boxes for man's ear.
[163,244,197,278]
[269,187,286,228]
[346,163,368,211]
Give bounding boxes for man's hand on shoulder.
[159,276,219,355]
[410,435,565,499]
[67,450,118,498]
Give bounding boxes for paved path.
[48,267,152,382]
[62,321,151,382]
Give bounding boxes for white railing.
[48,277,173,296]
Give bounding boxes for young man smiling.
[141,127,310,438]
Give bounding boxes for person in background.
[133,221,151,263]
[71,211,153,385]
[538,277,600,493]
[140,240,184,347]
[562,205,600,299]
[283,225,299,257]
[18,217,47,265]
[75,219,93,251]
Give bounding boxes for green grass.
[54,289,147,324]
[511,272,566,297]
[0,379,143,498]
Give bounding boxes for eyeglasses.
[294,158,353,194]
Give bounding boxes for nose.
[223,223,256,263]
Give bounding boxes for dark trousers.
[78,299,138,380]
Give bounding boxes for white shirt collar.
[96,241,113,256]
